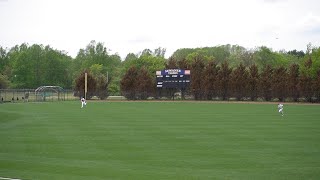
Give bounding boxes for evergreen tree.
[248,64,259,101]
[288,64,300,102]
[314,69,320,102]
[203,61,220,100]
[74,71,96,99]
[272,66,287,101]
[218,61,232,100]
[230,63,248,100]
[136,67,154,100]
[191,58,205,100]
[260,65,273,101]
[120,66,139,100]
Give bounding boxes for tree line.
[120,45,320,102]
[120,55,320,102]
[1,41,320,102]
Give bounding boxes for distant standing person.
[81,97,87,108]
[278,103,284,116]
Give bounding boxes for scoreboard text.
[156,69,191,88]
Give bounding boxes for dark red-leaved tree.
[230,63,248,101]
[313,69,320,102]
[74,71,97,99]
[248,64,259,101]
[136,66,154,100]
[259,65,273,101]
[120,66,139,100]
[218,61,232,100]
[95,75,109,100]
[299,57,313,102]
[191,58,205,100]
[287,63,300,102]
[299,73,313,102]
[272,66,287,102]
[203,61,220,100]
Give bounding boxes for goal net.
[35,86,65,102]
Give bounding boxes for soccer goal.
[35,86,65,102]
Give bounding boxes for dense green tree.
[9,44,41,88]
[8,44,72,88]
[1,41,319,102]
[74,41,121,94]
[309,47,320,78]
[172,45,230,65]
[201,45,231,64]
[88,64,110,99]
[75,42,120,73]
[0,74,10,89]
[186,51,212,65]
[240,50,255,67]
[0,47,9,73]
[123,50,166,76]
[0,46,11,89]
[43,45,73,88]
[122,49,166,99]
[273,51,291,67]
[153,47,166,58]
[89,64,104,77]
[288,50,305,58]
[124,53,138,62]
[284,50,304,65]
[172,48,196,62]
[140,49,152,56]
[228,45,247,67]
[253,46,276,68]
[166,57,178,69]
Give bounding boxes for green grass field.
[1,101,320,180]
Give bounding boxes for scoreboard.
[156,69,191,88]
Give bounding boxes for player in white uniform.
[81,97,87,108]
[278,103,284,116]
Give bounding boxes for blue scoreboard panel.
[156,69,191,88]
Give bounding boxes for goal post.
[35,86,65,102]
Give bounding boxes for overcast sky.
[1,0,320,59]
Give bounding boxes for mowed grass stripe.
[0,102,320,179]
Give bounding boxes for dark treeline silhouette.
[119,44,320,102]
[189,60,320,102]
[121,58,320,102]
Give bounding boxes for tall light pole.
[84,73,87,99]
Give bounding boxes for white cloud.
[0,0,320,59]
